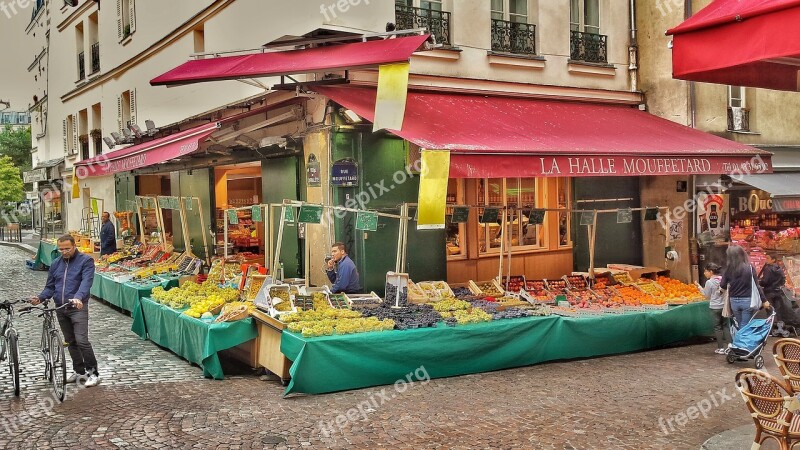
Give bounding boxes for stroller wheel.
[755,355,765,369]
[726,354,737,364]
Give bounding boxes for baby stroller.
[726,311,776,369]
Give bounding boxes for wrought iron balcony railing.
[727,107,750,132]
[569,30,607,64]
[90,42,100,74]
[77,52,86,80]
[395,4,451,47]
[491,19,536,55]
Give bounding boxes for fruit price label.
[451,206,470,224]
[528,209,546,225]
[580,211,596,226]
[480,207,500,224]
[252,205,263,222]
[356,211,378,232]
[617,208,633,224]
[228,209,239,225]
[283,206,295,224]
[299,205,323,224]
[644,207,660,221]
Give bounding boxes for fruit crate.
[564,288,600,303]
[256,284,296,317]
[347,292,383,308]
[544,278,569,292]
[294,294,315,311]
[469,279,504,297]
[525,279,548,292]
[244,274,268,302]
[500,275,526,294]
[407,281,430,304]
[603,307,627,315]
[612,272,634,285]
[417,281,454,301]
[563,274,589,290]
[328,293,352,309]
[622,305,647,313]
[520,287,555,305]
[575,308,605,317]
[643,303,669,311]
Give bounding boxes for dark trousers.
[56,305,98,375]
[709,308,731,349]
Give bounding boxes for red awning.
[150,34,429,87]
[74,122,220,177]
[316,85,772,178]
[667,0,800,91]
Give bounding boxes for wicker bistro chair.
[736,369,800,449]
[775,339,800,394]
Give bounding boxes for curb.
[700,424,753,449]
[0,241,38,256]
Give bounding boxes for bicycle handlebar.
[19,301,73,316]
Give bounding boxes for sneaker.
[84,374,100,387]
[66,372,81,384]
[714,348,727,355]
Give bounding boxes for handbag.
[722,290,733,318]
[750,266,766,309]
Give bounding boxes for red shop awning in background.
[74,122,221,177]
[667,0,800,91]
[316,85,772,178]
[150,34,430,87]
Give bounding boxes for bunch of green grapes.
[433,299,471,312]
[452,309,493,324]
[301,323,334,338]
[312,292,330,310]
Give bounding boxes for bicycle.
[19,300,72,402]
[0,299,22,396]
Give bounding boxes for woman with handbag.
[720,245,761,328]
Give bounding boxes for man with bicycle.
[31,235,99,387]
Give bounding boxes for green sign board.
[644,207,660,221]
[298,205,323,224]
[450,206,470,224]
[228,209,239,225]
[479,207,500,224]
[356,211,378,232]
[158,196,171,209]
[528,209,546,226]
[580,211,596,226]
[283,206,295,223]
[184,197,193,211]
[617,208,633,224]
[252,205,262,222]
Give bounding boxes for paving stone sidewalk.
[0,246,768,449]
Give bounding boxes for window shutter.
[117,94,123,132]
[128,0,136,34]
[62,118,68,154]
[129,89,137,127]
[116,0,123,40]
[72,114,79,155]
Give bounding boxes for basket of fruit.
[545,278,568,292]
[501,275,526,294]
[564,274,589,289]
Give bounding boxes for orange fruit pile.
[656,276,704,302]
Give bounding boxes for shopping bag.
[751,267,766,309]
[722,291,733,318]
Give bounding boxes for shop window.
[446,179,466,259]
[557,177,572,247]
[478,178,544,254]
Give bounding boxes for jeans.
[709,308,731,349]
[731,296,756,328]
[56,304,98,375]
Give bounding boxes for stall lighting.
[340,108,362,124]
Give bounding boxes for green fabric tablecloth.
[134,297,258,379]
[280,301,714,395]
[33,241,59,267]
[91,274,179,313]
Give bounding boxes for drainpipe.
[685,0,696,129]
[628,0,638,92]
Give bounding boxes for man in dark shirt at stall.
[325,242,361,294]
[100,212,117,256]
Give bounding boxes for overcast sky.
[0,2,36,112]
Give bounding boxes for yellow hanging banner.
[417,150,450,230]
[373,62,410,132]
[71,166,80,199]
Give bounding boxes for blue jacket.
[38,251,95,306]
[100,221,117,256]
[326,255,361,294]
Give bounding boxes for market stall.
[33,240,59,268]
[280,301,712,395]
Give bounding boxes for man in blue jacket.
[31,235,99,387]
[325,242,361,294]
[99,212,117,256]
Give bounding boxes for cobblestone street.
[0,246,768,449]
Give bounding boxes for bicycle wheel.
[49,331,66,402]
[7,331,19,397]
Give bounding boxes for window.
[64,115,77,156]
[556,178,572,247]
[446,179,466,259]
[117,0,136,41]
[491,0,536,55]
[75,23,85,81]
[118,89,136,132]
[395,0,451,46]
[728,86,745,108]
[478,178,544,254]
[570,0,599,34]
